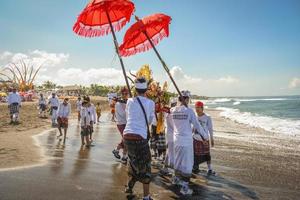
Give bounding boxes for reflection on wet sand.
[0,117,259,200]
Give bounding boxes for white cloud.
[289,78,300,89]
[166,66,240,96]
[0,51,12,60]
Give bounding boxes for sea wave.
[216,107,300,136]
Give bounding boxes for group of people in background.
[110,78,215,200]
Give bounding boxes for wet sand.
[0,97,109,169]
[0,110,299,199]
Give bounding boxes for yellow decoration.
[136,64,152,82]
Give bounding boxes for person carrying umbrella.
[123,77,155,200]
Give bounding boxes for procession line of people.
[109,78,215,200]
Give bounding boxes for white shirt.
[87,104,97,122]
[115,101,127,125]
[80,107,92,126]
[194,114,213,140]
[171,105,208,146]
[76,100,82,111]
[124,96,155,139]
[39,97,46,105]
[8,92,21,105]
[57,103,71,118]
[48,97,59,107]
[165,113,174,142]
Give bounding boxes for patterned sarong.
[124,137,152,184]
[57,117,68,128]
[9,103,19,115]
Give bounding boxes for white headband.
[135,82,148,89]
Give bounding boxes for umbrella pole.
[143,32,182,97]
[106,12,132,97]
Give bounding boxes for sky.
[0,0,300,97]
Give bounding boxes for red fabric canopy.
[119,13,171,57]
[73,0,135,37]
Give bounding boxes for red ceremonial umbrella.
[73,0,135,97]
[119,13,182,97]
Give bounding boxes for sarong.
[57,117,68,128]
[39,104,46,111]
[9,103,19,115]
[150,125,167,152]
[81,126,91,137]
[165,141,174,168]
[193,139,211,165]
[124,136,152,184]
[174,144,194,181]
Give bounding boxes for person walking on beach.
[123,78,155,200]
[48,93,59,127]
[57,98,71,142]
[38,93,47,118]
[193,101,215,175]
[7,88,21,124]
[171,91,208,195]
[160,98,177,175]
[76,96,82,122]
[80,100,92,146]
[96,102,101,123]
[86,97,97,141]
[112,87,129,164]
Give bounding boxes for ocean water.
[198,96,300,136]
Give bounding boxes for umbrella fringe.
[73,18,127,38]
[120,28,168,57]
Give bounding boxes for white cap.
[135,80,148,89]
[180,90,191,97]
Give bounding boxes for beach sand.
[0,97,109,169]
[0,104,299,199]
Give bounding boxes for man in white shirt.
[171,90,208,195]
[7,88,21,124]
[86,97,97,141]
[76,96,82,122]
[123,78,155,200]
[38,93,47,118]
[80,100,92,146]
[57,98,71,142]
[112,87,129,163]
[193,101,215,175]
[48,93,60,127]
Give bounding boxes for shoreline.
[0,104,299,199]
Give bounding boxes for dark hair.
[178,96,189,102]
[136,88,147,94]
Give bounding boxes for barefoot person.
[193,101,215,175]
[7,88,21,124]
[112,87,129,164]
[76,96,82,122]
[38,93,47,118]
[80,100,92,146]
[57,98,71,142]
[171,91,208,195]
[48,93,59,127]
[123,78,155,200]
[96,102,101,123]
[86,97,97,141]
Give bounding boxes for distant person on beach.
[48,93,59,127]
[112,87,129,164]
[123,78,155,200]
[86,97,97,141]
[193,101,215,175]
[80,100,92,146]
[57,98,71,142]
[171,90,208,195]
[7,88,21,124]
[110,97,117,122]
[96,102,101,123]
[38,93,47,118]
[76,96,82,122]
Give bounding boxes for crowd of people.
[109,78,215,200]
[6,79,215,199]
